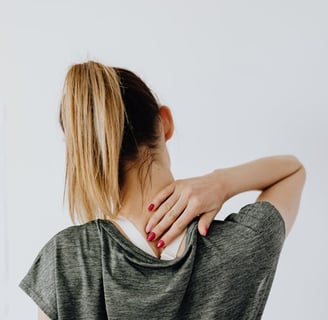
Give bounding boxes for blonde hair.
[59,61,127,224]
[59,61,161,224]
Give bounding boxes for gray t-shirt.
[19,201,286,320]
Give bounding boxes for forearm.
[213,155,303,201]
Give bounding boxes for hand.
[145,171,226,248]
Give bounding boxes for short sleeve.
[225,201,286,245]
[19,236,58,319]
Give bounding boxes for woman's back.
[19,61,305,319]
[19,201,285,320]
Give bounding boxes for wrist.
[210,168,230,202]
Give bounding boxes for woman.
[19,61,306,320]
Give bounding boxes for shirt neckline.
[113,214,187,260]
[96,218,199,267]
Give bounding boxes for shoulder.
[33,220,101,265]
[49,220,102,262]
[23,220,103,288]
[224,201,286,242]
[200,202,286,258]
[19,221,102,319]
[53,220,99,245]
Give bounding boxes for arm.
[216,155,306,236]
[147,155,305,246]
[38,308,51,320]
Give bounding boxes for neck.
[117,161,175,234]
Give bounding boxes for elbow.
[298,164,306,183]
[292,158,307,187]
[286,154,303,166]
[286,155,306,175]
[293,156,306,178]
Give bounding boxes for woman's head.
[59,61,173,224]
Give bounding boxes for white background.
[1,0,327,319]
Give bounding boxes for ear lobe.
[159,105,174,141]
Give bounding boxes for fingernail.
[147,231,156,241]
[145,223,152,233]
[157,240,165,248]
[204,227,208,236]
[148,203,155,211]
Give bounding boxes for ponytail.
[59,61,126,224]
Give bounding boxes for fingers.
[145,183,177,233]
[146,192,187,240]
[148,183,176,212]
[150,208,219,249]
[148,199,200,248]
[145,178,222,249]
[197,210,218,236]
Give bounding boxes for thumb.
[198,210,217,236]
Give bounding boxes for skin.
[110,105,179,257]
[38,105,306,318]
[142,105,305,248]
[38,105,178,319]
[38,308,49,320]
[147,153,306,244]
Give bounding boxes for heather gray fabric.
[19,201,286,320]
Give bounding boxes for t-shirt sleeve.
[225,201,286,245]
[19,236,58,319]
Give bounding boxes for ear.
[159,105,174,141]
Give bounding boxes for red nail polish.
[147,231,156,241]
[148,203,155,211]
[204,227,208,236]
[157,240,165,248]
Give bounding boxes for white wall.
[0,101,8,320]
[1,0,327,319]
